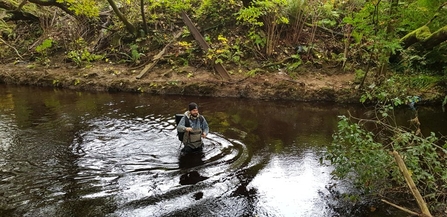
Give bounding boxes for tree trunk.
[140,0,148,35]
[106,0,136,35]
[400,26,431,49]
[28,0,74,16]
[0,0,16,10]
[400,2,447,51]
[378,0,399,77]
[181,11,231,80]
[386,0,399,34]
[4,10,39,21]
[1,0,81,21]
[0,0,38,21]
[242,0,252,7]
[400,25,447,50]
[421,26,447,50]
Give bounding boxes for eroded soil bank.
[0,62,444,103]
[0,62,364,102]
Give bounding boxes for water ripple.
[70,116,250,216]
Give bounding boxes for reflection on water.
[251,150,333,216]
[0,85,446,217]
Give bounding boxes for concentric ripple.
[70,114,249,216]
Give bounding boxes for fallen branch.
[181,11,231,80]
[381,199,420,216]
[392,151,433,217]
[0,38,24,59]
[136,31,182,79]
[261,57,293,68]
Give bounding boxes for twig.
[261,57,293,68]
[304,22,344,37]
[0,38,24,59]
[381,199,421,216]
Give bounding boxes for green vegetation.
[67,38,104,67]
[1,0,445,79]
[35,38,54,65]
[236,0,289,57]
[324,103,447,215]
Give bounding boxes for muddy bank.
[0,62,367,103]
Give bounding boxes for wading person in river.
[176,102,209,154]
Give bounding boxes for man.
[177,102,209,153]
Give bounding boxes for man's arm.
[177,116,192,132]
[201,116,209,137]
[177,116,186,132]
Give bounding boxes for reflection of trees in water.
[5,86,446,216]
[206,100,368,152]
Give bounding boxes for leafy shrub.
[35,38,54,65]
[66,38,103,67]
[324,105,447,213]
[206,35,243,65]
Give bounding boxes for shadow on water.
[1,85,446,217]
[178,152,205,171]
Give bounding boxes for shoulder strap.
[199,115,204,124]
[185,116,190,127]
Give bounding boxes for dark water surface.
[0,85,446,217]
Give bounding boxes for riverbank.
[0,61,445,104]
[0,61,361,103]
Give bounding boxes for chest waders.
[175,114,204,149]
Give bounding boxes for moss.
[415,26,432,40]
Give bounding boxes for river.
[0,84,445,217]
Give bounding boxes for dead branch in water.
[392,151,433,217]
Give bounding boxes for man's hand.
[201,133,207,138]
[185,127,193,132]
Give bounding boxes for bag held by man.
[175,114,204,142]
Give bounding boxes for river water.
[0,85,446,217]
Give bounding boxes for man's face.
[190,108,199,117]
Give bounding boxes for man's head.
[188,102,199,117]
